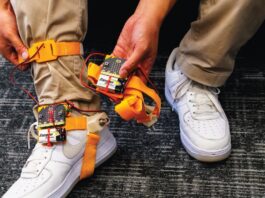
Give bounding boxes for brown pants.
[10,0,265,108]
[177,0,265,87]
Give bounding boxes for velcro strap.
[126,76,161,116]
[87,62,102,84]
[80,133,100,179]
[65,116,87,131]
[115,76,161,125]
[115,95,143,121]
[19,40,83,64]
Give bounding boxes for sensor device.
[96,56,127,93]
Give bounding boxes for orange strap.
[80,133,100,180]
[65,116,87,131]
[87,61,161,126]
[115,76,161,125]
[87,62,102,84]
[18,40,82,64]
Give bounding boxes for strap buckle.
[19,40,58,63]
[32,40,58,63]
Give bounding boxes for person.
[0,0,264,197]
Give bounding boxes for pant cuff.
[175,48,230,87]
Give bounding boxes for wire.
[80,52,160,103]
[64,100,104,113]
[10,47,104,113]
[137,67,159,94]
[9,44,45,104]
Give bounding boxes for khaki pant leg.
[176,0,265,87]
[10,0,100,111]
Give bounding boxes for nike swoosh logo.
[63,136,86,159]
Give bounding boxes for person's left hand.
[113,13,160,78]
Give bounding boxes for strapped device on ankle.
[36,103,109,179]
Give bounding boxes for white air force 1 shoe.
[165,48,231,162]
[3,118,117,198]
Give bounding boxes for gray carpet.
[0,55,265,198]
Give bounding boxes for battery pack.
[38,128,66,144]
[96,57,127,93]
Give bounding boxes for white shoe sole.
[165,85,231,162]
[47,130,117,198]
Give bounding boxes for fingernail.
[22,51,28,60]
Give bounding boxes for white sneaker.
[3,120,117,198]
[165,48,231,162]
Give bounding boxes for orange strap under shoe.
[78,112,110,180]
[18,40,83,64]
[80,133,100,179]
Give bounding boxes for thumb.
[9,34,28,61]
[119,48,144,78]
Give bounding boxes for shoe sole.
[165,85,231,162]
[180,129,231,162]
[47,130,117,198]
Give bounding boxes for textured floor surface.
[0,55,265,198]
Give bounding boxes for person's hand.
[113,13,159,78]
[0,2,28,65]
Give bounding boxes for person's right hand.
[113,13,159,78]
[0,2,28,65]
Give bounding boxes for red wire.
[10,47,104,113]
[137,67,159,94]
[79,52,105,90]
[9,44,45,104]
[80,52,159,104]
[80,52,121,102]
[64,100,104,113]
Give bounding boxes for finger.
[8,34,28,61]
[119,48,145,78]
[112,42,130,59]
[2,47,19,65]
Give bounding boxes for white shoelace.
[27,122,38,149]
[23,122,51,176]
[22,147,49,175]
[174,80,221,119]
[189,82,220,116]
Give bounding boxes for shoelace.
[23,123,51,175]
[188,83,220,116]
[27,122,38,149]
[22,147,50,175]
[173,79,221,118]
